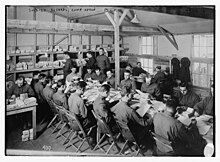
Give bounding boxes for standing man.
[63,52,74,82]
[132,62,148,77]
[96,48,110,74]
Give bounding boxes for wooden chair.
[64,110,97,152]
[113,117,144,156]
[91,110,121,154]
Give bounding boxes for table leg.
[32,106,36,139]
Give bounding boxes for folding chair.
[91,110,121,154]
[47,101,59,129]
[52,103,69,141]
[64,111,97,152]
[114,118,145,156]
[150,131,174,156]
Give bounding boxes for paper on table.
[136,101,151,117]
[151,100,165,112]
[177,115,191,126]
[196,119,211,135]
[196,114,213,122]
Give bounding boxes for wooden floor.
[5,119,154,156]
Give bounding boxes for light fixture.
[130,11,140,24]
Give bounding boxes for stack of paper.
[177,115,192,126]
[24,97,37,105]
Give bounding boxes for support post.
[105,9,128,88]
[114,10,120,88]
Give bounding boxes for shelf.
[6,67,54,74]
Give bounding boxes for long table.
[6,102,37,140]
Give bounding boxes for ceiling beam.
[7,19,161,34]
[121,6,214,19]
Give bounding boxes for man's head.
[106,69,113,79]
[56,80,66,91]
[120,86,133,103]
[16,76,25,87]
[95,67,101,76]
[179,82,189,95]
[125,64,132,71]
[87,67,92,74]
[124,70,131,80]
[99,48,105,55]
[71,65,77,74]
[33,71,40,78]
[64,52,70,59]
[75,81,87,95]
[137,62,141,68]
[45,76,53,86]
[86,51,92,58]
[164,99,177,117]
[99,84,110,98]
[156,66,161,72]
[38,74,47,84]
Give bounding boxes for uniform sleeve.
[79,99,87,118]
[105,56,110,69]
[192,94,201,108]
[131,80,137,90]
[130,110,152,127]
[27,85,35,98]
[63,95,69,110]
[194,98,206,115]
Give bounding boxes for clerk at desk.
[7,76,35,99]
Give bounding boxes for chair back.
[151,131,173,153]
[91,110,114,137]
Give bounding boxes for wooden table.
[6,103,37,140]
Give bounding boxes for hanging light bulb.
[131,11,140,24]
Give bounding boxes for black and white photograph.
[2,1,218,159]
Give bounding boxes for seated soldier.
[93,84,118,134]
[120,70,136,91]
[6,76,35,129]
[91,67,106,84]
[52,80,69,110]
[7,76,35,99]
[150,66,165,84]
[105,69,115,88]
[141,74,163,101]
[66,65,81,84]
[194,84,214,117]
[153,99,206,156]
[111,86,153,149]
[174,82,200,108]
[68,81,97,146]
[43,76,55,109]
[84,66,93,82]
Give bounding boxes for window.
[139,36,154,74]
[192,34,214,88]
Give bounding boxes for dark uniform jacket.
[132,67,147,76]
[120,78,136,90]
[175,90,200,108]
[153,112,205,155]
[43,85,55,107]
[194,95,213,116]
[63,58,74,81]
[106,76,115,88]
[151,71,165,84]
[91,72,106,83]
[96,55,110,71]
[53,90,69,110]
[34,82,46,104]
[7,83,35,99]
